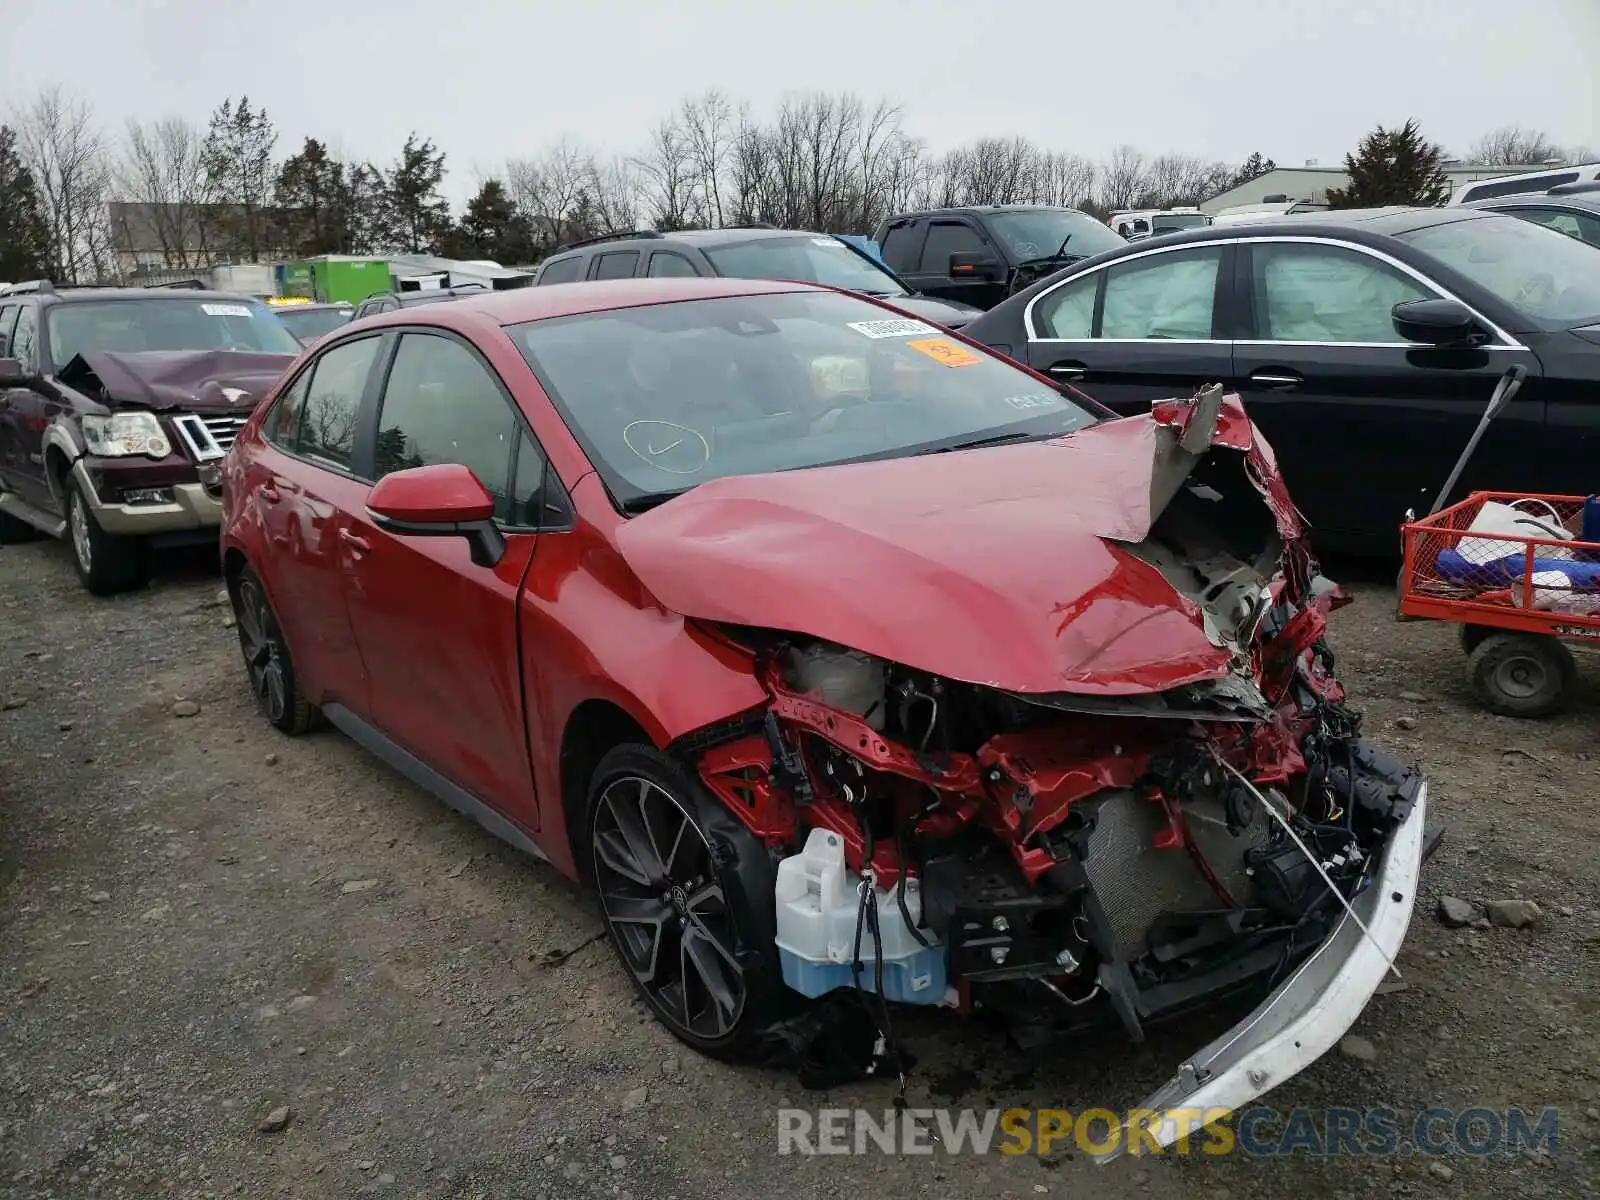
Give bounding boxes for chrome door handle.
[339,528,371,554]
[1047,364,1087,380]
[1249,370,1302,388]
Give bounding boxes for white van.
[1210,200,1329,226]
[1449,163,1600,205]
[1109,207,1212,240]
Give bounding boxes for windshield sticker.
[201,303,254,318]
[906,337,983,368]
[847,318,935,339]
[1003,391,1064,411]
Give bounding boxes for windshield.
[986,209,1127,262]
[509,290,1097,507]
[1399,215,1600,326]
[1152,213,1211,232]
[703,236,910,297]
[276,306,353,343]
[46,298,301,368]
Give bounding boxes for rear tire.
[1467,631,1575,718]
[230,567,316,735]
[66,478,140,595]
[585,744,791,1061]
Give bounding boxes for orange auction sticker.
[906,337,983,367]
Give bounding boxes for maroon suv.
[0,283,301,593]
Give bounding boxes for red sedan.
[220,277,1428,1157]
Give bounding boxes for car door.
[904,219,1008,309]
[0,303,24,490]
[1022,243,1236,414]
[0,303,54,506]
[338,328,548,830]
[1230,237,1544,551]
[249,333,386,709]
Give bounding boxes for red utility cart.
[1399,491,1600,717]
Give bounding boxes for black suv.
[532,227,981,328]
[0,281,300,592]
[871,206,1127,311]
[352,284,490,320]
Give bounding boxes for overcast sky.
[3,0,1596,204]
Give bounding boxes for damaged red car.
[219,278,1433,1155]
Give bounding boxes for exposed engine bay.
[666,387,1427,1067]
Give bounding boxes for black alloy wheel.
[232,567,316,734]
[586,746,785,1057]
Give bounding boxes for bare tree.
[1035,151,1096,208]
[506,138,593,247]
[116,116,216,268]
[1095,145,1152,211]
[586,155,641,234]
[1468,126,1564,166]
[633,118,697,232]
[1563,144,1598,165]
[12,85,114,283]
[679,92,732,228]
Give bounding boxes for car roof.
[547,228,842,257]
[29,287,266,305]
[354,276,816,331]
[884,205,1087,221]
[1097,205,1501,250]
[1465,191,1600,215]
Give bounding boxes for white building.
[1199,162,1559,214]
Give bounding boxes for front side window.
[509,290,1098,509]
[703,236,908,297]
[0,305,18,358]
[1101,246,1222,339]
[920,222,986,273]
[1250,243,1429,343]
[44,298,300,369]
[373,333,517,519]
[299,336,381,468]
[1400,214,1600,326]
[647,252,699,278]
[264,371,311,448]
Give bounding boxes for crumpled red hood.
[60,349,296,414]
[616,398,1306,696]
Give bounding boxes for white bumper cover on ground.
[1101,784,1429,1162]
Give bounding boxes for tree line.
[1,80,1595,284]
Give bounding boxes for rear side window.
[878,223,921,271]
[10,305,38,372]
[593,251,640,280]
[263,371,311,447]
[0,305,17,357]
[298,336,382,469]
[539,257,582,285]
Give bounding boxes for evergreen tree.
[1326,120,1449,208]
[0,125,51,280]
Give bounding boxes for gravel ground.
[1,537,1596,1199]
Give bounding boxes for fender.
[40,420,85,506]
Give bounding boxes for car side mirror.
[949,251,1003,282]
[0,357,22,380]
[1392,298,1486,346]
[367,463,506,568]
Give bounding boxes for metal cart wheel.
[1467,631,1577,718]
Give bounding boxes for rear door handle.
[258,484,281,503]
[1249,369,1303,389]
[339,528,371,554]
[1046,363,1087,380]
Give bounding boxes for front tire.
[585,744,789,1060]
[67,479,139,595]
[231,567,316,734]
